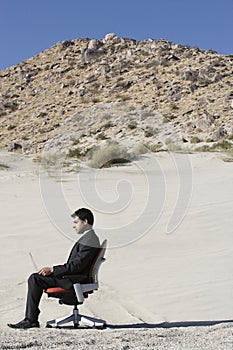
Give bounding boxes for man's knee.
[28,272,40,286]
[28,272,57,290]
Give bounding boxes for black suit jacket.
[53,229,100,289]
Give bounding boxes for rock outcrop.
[0,33,232,154]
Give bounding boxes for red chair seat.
[46,287,73,294]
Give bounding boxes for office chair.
[44,239,107,328]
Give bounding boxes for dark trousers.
[25,273,67,322]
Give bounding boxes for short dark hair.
[71,208,94,225]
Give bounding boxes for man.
[8,208,100,329]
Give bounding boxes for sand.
[0,151,232,349]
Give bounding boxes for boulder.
[81,47,106,64]
[183,69,198,82]
[212,73,222,82]
[7,142,23,152]
[195,113,215,131]
[210,128,226,142]
[88,39,103,50]
[103,33,120,43]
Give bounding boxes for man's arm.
[37,245,96,277]
[38,232,99,277]
[53,243,98,278]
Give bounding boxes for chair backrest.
[89,239,107,284]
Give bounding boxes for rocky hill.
[0,33,232,156]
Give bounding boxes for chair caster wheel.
[46,324,53,328]
[74,323,79,329]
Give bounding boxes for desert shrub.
[67,79,76,86]
[144,130,153,137]
[35,152,66,177]
[213,140,233,151]
[120,94,131,102]
[144,126,158,138]
[72,139,79,146]
[115,94,131,102]
[62,162,80,173]
[67,147,87,158]
[91,97,101,103]
[131,142,164,156]
[0,163,10,170]
[226,134,233,141]
[35,152,80,174]
[221,151,233,162]
[7,124,16,130]
[140,109,155,118]
[163,113,178,121]
[144,142,164,152]
[169,102,179,111]
[190,136,202,144]
[128,105,136,112]
[36,152,64,166]
[165,140,183,152]
[116,76,124,82]
[128,121,137,130]
[131,143,150,157]
[195,140,233,152]
[100,121,113,130]
[67,148,82,158]
[89,143,130,168]
[96,132,108,140]
[194,145,212,152]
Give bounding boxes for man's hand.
[38,267,53,276]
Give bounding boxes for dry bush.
[127,121,137,130]
[131,143,149,157]
[195,139,233,152]
[0,163,10,170]
[89,143,130,168]
[131,142,163,157]
[95,132,108,140]
[190,136,202,144]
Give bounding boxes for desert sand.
[0,150,232,349]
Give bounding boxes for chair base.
[46,306,106,329]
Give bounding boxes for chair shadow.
[107,319,233,329]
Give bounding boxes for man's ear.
[84,219,88,225]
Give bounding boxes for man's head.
[71,208,94,234]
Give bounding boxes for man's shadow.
[107,319,233,329]
[59,319,233,330]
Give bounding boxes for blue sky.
[0,0,232,70]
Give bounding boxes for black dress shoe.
[7,318,40,329]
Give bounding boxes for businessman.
[8,208,100,329]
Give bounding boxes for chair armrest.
[73,282,99,303]
[80,283,99,293]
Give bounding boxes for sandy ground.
[0,151,232,349]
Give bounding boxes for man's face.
[73,216,87,234]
